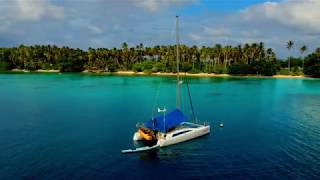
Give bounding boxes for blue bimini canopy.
[145,109,187,132]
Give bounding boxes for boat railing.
[196,120,210,126]
[201,120,210,126]
[183,121,210,127]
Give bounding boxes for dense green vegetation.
[0,42,319,77]
[303,49,320,77]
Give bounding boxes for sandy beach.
[11,69,60,73]
[112,71,306,78]
[11,69,30,73]
[272,75,305,78]
[36,69,60,73]
[98,71,230,77]
[7,69,308,78]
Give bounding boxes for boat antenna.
[176,15,181,109]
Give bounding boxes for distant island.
[1,42,320,78]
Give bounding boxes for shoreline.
[5,69,308,79]
[84,70,307,79]
[112,71,231,77]
[11,69,60,73]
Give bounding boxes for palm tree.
[266,48,276,62]
[223,46,232,70]
[121,42,129,70]
[286,40,294,71]
[258,42,265,61]
[300,45,307,70]
[266,48,272,61]
[213,44,222,71]
[87,47,96,69]
[243,43,250,64]
[0,42,293,74]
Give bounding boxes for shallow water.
[0,73,319,179]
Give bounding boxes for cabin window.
[172,130,191,137]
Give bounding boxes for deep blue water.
[0,73,320,179]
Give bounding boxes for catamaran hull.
[157,125,210,147]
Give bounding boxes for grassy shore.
[6,69,307,78]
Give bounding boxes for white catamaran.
[122,16,210,153]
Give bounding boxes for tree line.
[0,42,319,77]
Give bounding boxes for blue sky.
[0,0,319,58]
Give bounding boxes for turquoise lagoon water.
[0,73,319,179]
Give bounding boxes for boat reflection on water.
[133,140,159,161]
[137,147,182,161]
[138,149,160,161]
[136,134,210,161]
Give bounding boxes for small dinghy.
[138,128,156,141]
[121,144,159,153]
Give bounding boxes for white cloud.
[183,0,320,57]
[188,33,202,41]
[88,25,103,34]
[0,0,319,58]
[135,0,198,12]
[0,17,12,32]
[241,0,320,32]
[3,0,65,21]
[204,27,232,37]
[135,0,159,11]
[90,38,105,47]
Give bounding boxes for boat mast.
[176,16,181,109]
